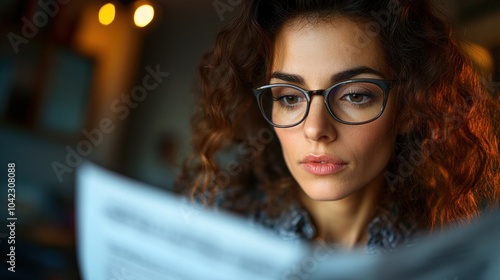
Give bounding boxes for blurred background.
[0,0,498,279]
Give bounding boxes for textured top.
[250,202,417,254]
[209,186,417,253]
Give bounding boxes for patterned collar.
[251,203,416,253]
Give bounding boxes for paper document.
[77,162,500,280]
[77,162,309,280]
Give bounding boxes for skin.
[271,17,397,246]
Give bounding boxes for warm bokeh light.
[462,42,494,76]
[98,3,115,26]
[134,4,154,28]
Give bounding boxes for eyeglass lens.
[258,82,385,126]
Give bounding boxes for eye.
[271,87,306,107]
[343,93,372,104]
[337,84,378,106]
[276,95,303,105]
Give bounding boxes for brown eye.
[271,87,306,107]
[281,96,301,105]
[344,93,370,104]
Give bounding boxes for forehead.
[271,17,389,83]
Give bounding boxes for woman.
[177,0,499,253]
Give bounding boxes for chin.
[301,183,353,201]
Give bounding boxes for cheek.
[348,118,396,167]
[359,98,397,156]
[275,128,299,163]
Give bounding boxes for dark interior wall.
[119,0,236,189]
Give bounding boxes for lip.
[300,154,347,176]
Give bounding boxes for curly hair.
[176,0,500,230]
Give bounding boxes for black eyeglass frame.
[252,79,393,128]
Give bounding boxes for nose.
[303,96,337,142]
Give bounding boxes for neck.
[300,176,383,248]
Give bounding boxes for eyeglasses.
[252,79,392,128]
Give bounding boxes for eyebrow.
[270,66,385,85]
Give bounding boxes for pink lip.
[301,154,347,176]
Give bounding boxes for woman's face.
[271,18,397,201]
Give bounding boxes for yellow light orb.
[98,3,116,26]
[134,4,154,28]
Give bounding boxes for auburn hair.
[176,0,499,230]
